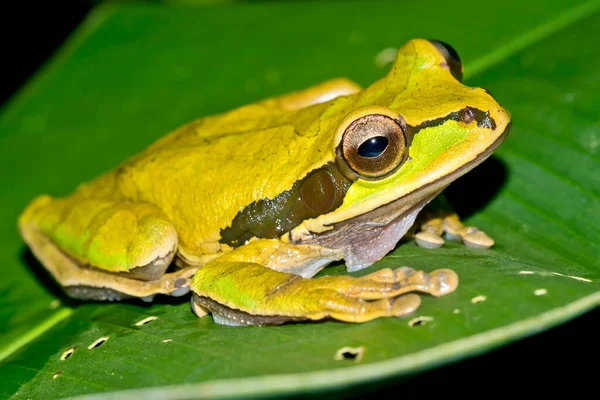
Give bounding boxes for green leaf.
[1,0,599,398]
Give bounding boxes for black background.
[2,2,597,397]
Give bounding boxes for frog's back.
[78,94,356,262]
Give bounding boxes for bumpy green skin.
[19,39,510,324]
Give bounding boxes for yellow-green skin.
[19,39,511,325]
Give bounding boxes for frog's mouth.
[292,123,510,271]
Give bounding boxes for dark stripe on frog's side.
[220,163,352,248]
[406,107,496,139]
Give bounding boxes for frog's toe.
[415,231,445,249]
[413,216,446,249]
[323,293,422,323]
[390,294,422,317]
[427,268,459,296]
[310,267,458,300]
[441,215,494,249]
[360,266,415,282]
[442,214,464,240]
[462,229,494,249]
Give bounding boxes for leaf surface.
[1,1,598,398]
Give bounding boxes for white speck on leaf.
[409,316,434,327]
[88,337,109,350]
[550,272,592,282]
[334,346,365,362]
[135,316,158,326]
[471,295,487,304]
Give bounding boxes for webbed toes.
[360,266,415,282]
[441,215,495,249]
[391,294,422,317]
[428,268,459,296]
[310,266,457,300]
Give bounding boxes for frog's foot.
[311,267,457,299]
[191,261,458,326]
[414,216,446,249]
[441,214,494,249]
[415,213,494,249]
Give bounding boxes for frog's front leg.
[413,196,494,249]
[190,239,457,326]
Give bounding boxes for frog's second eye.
[340,114,407,180]
[429,40,463,82]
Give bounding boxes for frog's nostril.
[460,107,476,124]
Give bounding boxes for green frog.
[19,39,511,326]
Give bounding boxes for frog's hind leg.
[259,78,362,110]
[413,195,495,249]
[193,291,423,326]
[19,195,194,300]
[190,242,458,325]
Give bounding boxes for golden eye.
[339,114,407,180]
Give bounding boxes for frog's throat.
[290,122,511,271]
[291,188,438,272]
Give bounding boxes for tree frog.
[19,39,511,326]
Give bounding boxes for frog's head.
[289,38,511,270]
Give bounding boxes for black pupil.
[357,136,388,158]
